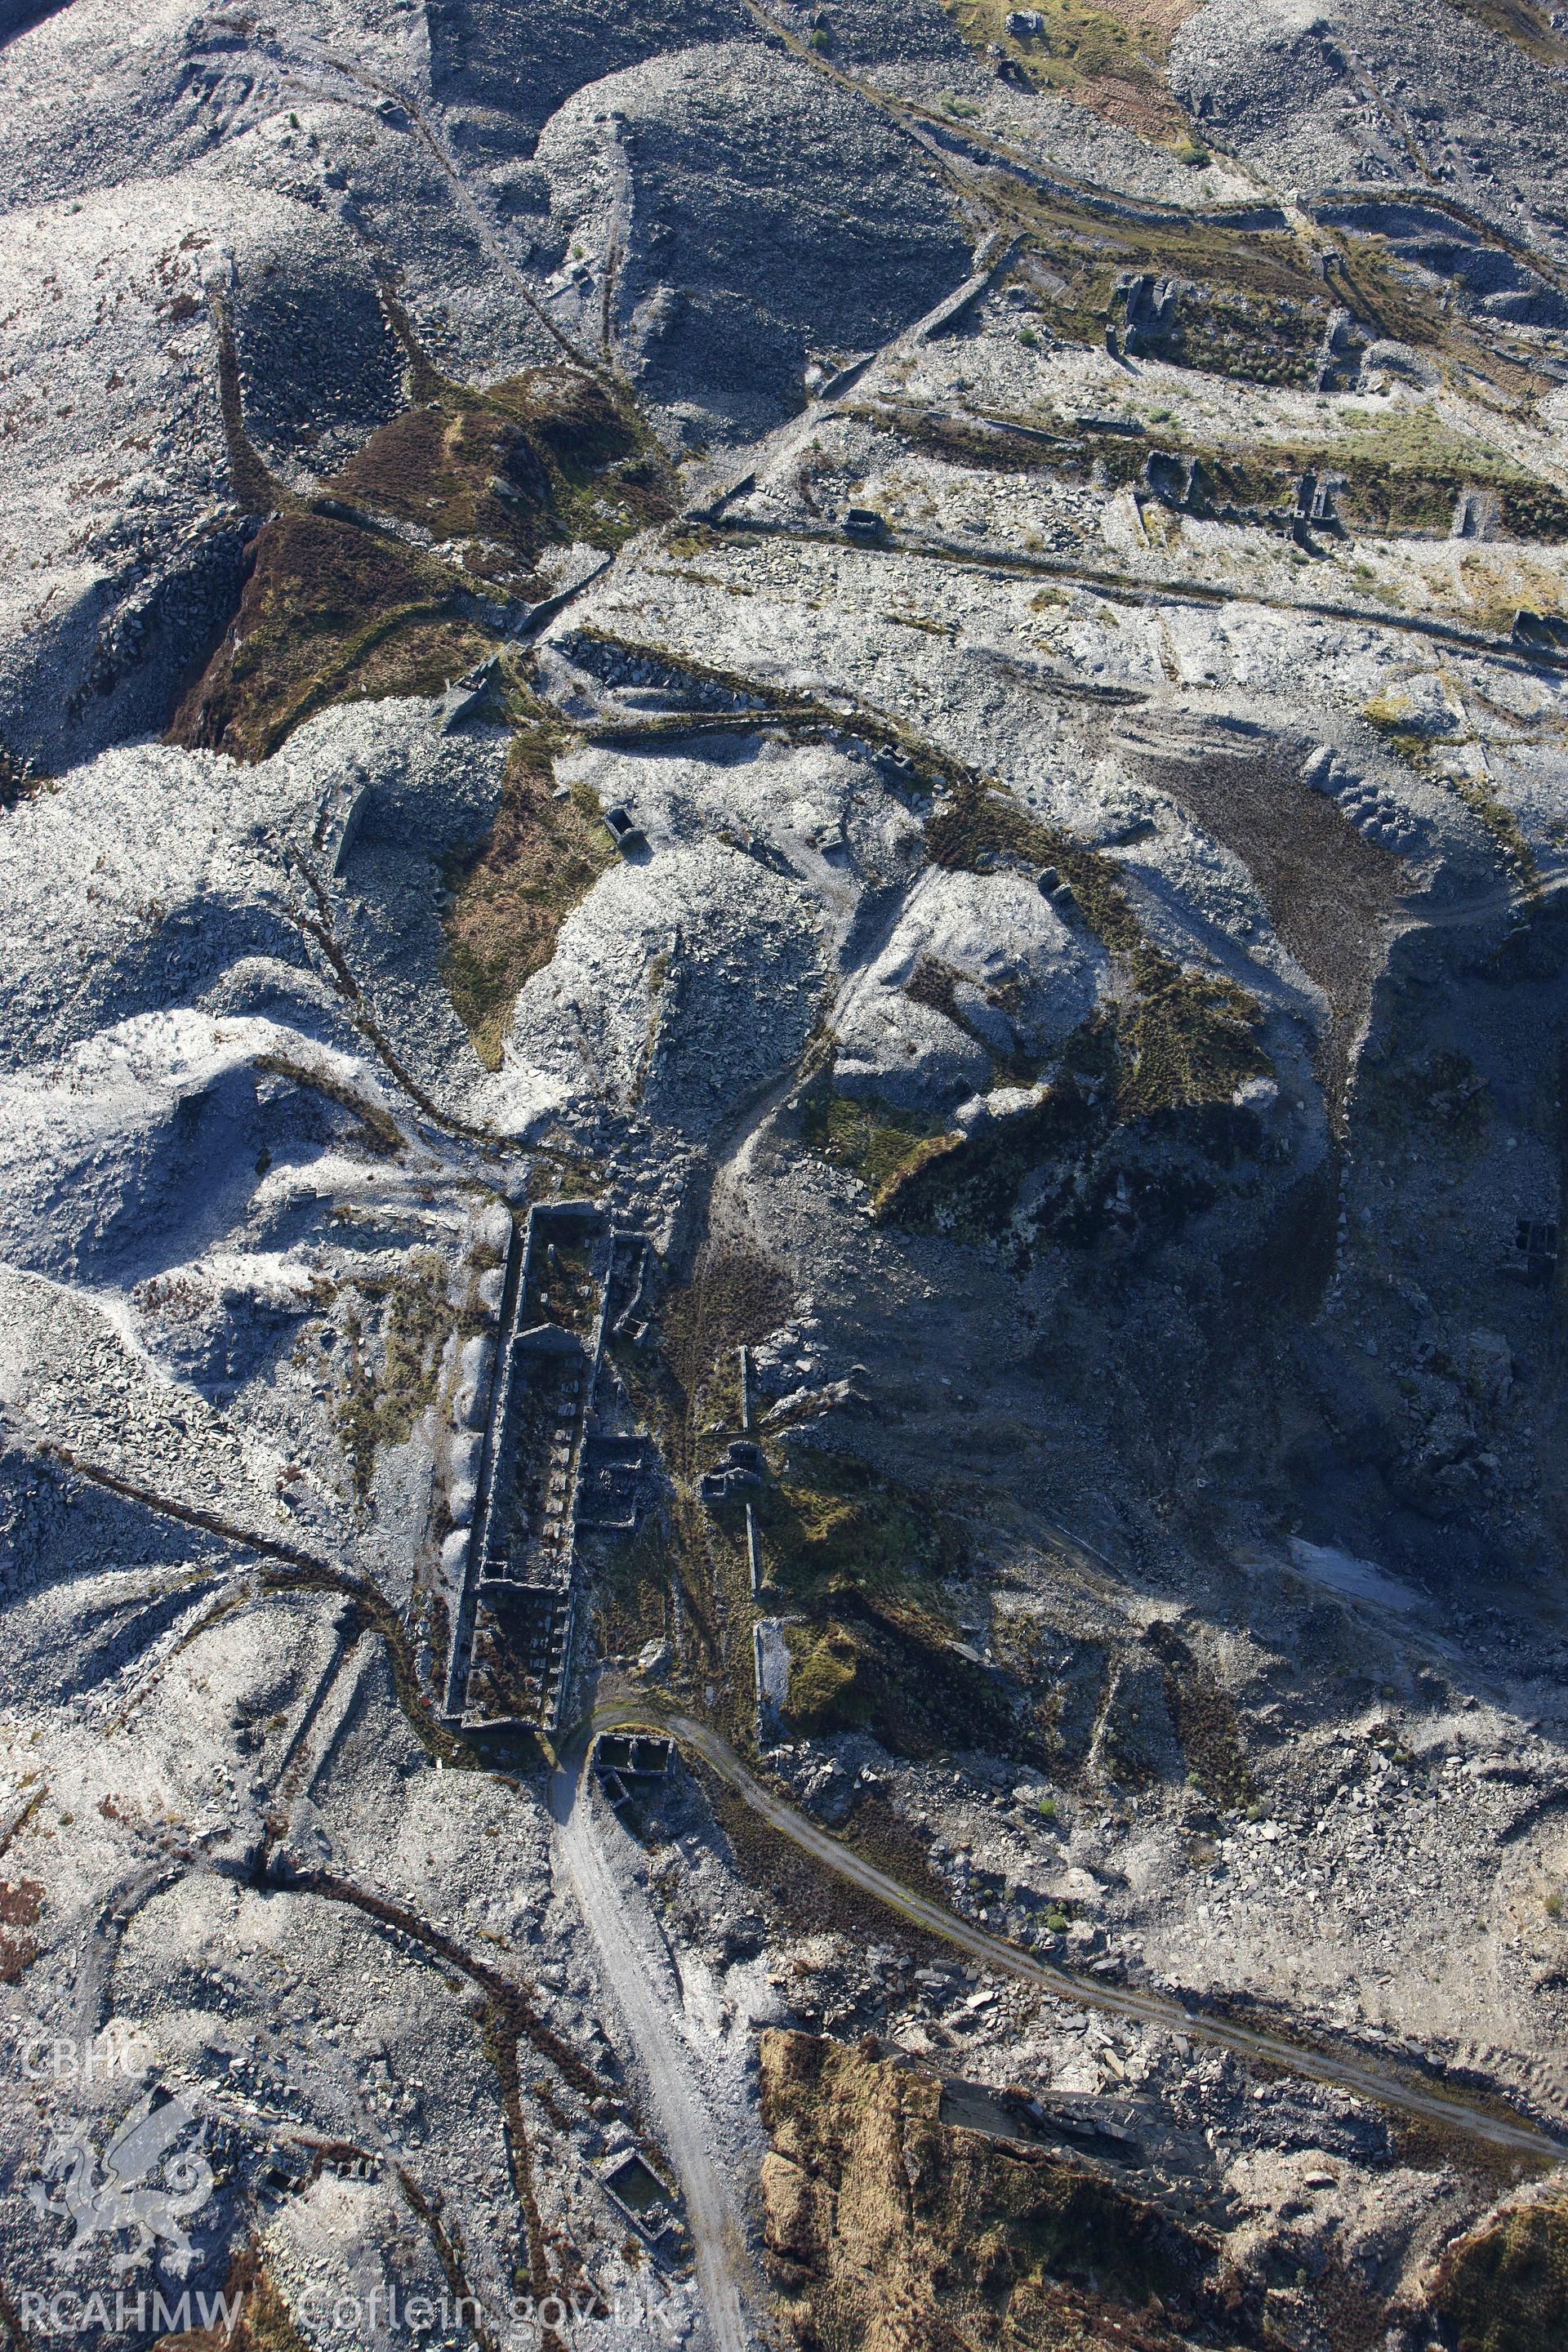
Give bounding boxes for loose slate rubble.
[6,1,1568,2349]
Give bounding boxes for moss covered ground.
[755,1452,1032,1756]
[335,1248,486,1499]
[1147,1622,1256,1805]
[797,773,1267,1245]
[440,702,614,1068]
[172,361,673,763]
[880,392,1568,542]
[941,0,1200,146]
[1200,403,1568,541]
[1431,2190,1568,2352]
[797,1086,958,1208]
[152,2243,314,2352]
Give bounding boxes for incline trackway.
[549,1744,759,2352]
[714,510,1568,676]
[586,1698,1568,2165]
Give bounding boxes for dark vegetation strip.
[177,319,674,765]
[284,1868,609,2104]
[480,2005,556,2325]
[394,2170,502,2352]
[853,394,1568,542]
[738,0,1246,230]
[285,864,512,1147]
[1312,178,1568,300]
[16,1430,335,1575]
[439,710,615,1071]
[309,51,611,384]
[748,0,1563,408]
[213,300,283,515]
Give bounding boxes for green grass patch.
[777,768,1274,1250]
[253,1051,404,1158]
[780,1612,1026,1757]
[1116,947,1267,1121]
[1363,689,1540,890]
[1147,1624,1256,1806]
[1446,775,1538,893]
[870,978,1264,1247]
[877,1076,1096,1245]
[893,775,1268,1241]
[924,777,1140,950]
[1432,2191,1568,2352]
[915,394,1568,541]
[441,705,613,1069]
[798,1086,957,1207]
[941,0,1198,146]
[595,1517,675,1662]
[993,194,1343,388]
[1209,402,1568,539]
[761,1455,1030,1757]
[335,1249,485,1499]
[762,1452,969,1606]
[988,172,1552,401]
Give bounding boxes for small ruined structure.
[1510,1216,1559,1286]
[1143,449,1205,513]
[434,657,501,735]
[1116,272,1183,359]
[1513,609,1568,654]
[577,1432,648,1528]
[595,2149,683,2252]
[698,1438,765,1503]
[1294,468,1345,532]
[600,802,648,854]
[594,1731,673,1819]
[443,1202,649,1732]
[700,1347,767,1599]
[1451,487,1500,541]
[1312,305,1369,392]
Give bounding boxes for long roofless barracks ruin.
[443,1200,650,1733]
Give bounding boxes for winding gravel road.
[586,1695,1568,2166]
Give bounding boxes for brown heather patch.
[0,1875,42,1984]
[1429,2188,1568,2352]
[152,2243,313,2352]
[940,0,1203,147]
[171,368,674,764]
[441,717,614,1070]
[168,506,476,763]
[759,2030,1265,2350]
